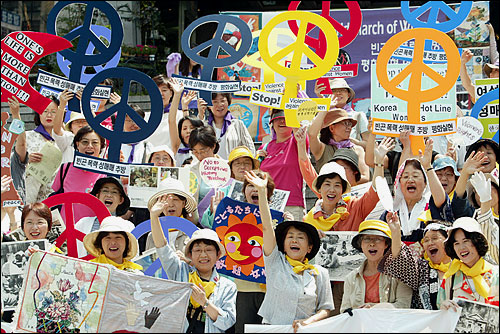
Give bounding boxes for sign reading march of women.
[212,197,284,284]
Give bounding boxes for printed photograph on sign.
[454,299,499,333]
[315,231,364,281]
[227,180,290,212]
[1,240,48,311]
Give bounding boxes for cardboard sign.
[37,69,112,98]
[249,88,283,109]
[47,1,123,113]
[470,88,499,141]
[450,116,484,146]
[199,157,231,189]
[1,31,72,114]
[1,112,23,207]
[181,14,252,105]
[213,197,285,284]
[258,11,339,127]
[42,192,111,260]
[81,67,163,163]
[401,1,473,32]
[372,118,457,137]
[171,74,241,92]
[375,27,460,154]
[73,151,143,177]
[234,81,262,96]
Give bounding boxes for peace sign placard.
[182,14,252,105]
[374,28,460,154]
[43,192,111,260]
[81,67,163,163]
[47,1,123,112]
[401,1,472,33]
[259,11,339,127]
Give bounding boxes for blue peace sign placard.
[47,1,123,112]
[181,14,252,105]
[81,67,163,162]
[470,88,499,142]
[57,25,122,84]
[401,1,472,33]
[132,216,199,279]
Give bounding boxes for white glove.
[470,171,492,203]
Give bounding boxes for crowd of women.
[1,42,499,332]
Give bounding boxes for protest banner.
[212,197,284,284]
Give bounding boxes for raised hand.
[181,90,197,110]
[210,190,225,214]
[314,80,327,98]
[7,96,21,118]
[418,137,434,170]
[109,92,121,104]
[244,170,268,191]
[150,195,168,218]
[1,175,12,194]
[58,89,74,108]
[470,171,492,204]
[399,130,411,149]
[169,77,184,96]
[461,48,473,64]
[461,151,487,176]
[374,137,395,163]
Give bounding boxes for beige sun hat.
[321,108,358,129]
[312,161,352,194]
[64,112,87,131]
[83,216,139,261]
[184,228,226,260]
[147,177,197,213]
[329,78,355,103]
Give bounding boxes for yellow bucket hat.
[352,220,392,252]
[228,146,260,169]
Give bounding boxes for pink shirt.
[259,135,308,207]
[52,163,106,224]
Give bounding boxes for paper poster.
[227,180,290,213]
[1,112,23,207]
[1,240,48,311]
[448,1,490,48]
[36,69,112,98]
[213,197,284,284]
[26,141,63,186]
[454,299,499,333]
[371,63,457,123]
[15,251,111,333]
[127,166,190,208]
[73,151,140,177]
[314,231,364,281]
[98,268,192,333]
[199,157,231,189]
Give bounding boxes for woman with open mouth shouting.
[438,217,499,310]
[379,221,452,310]
[83,216,143,274]
[341,215,412,313]
[51,126,107,224]
[244,170,333,332]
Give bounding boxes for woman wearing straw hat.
[341,215,412,313]
[83,216,143,274]
[150,202,237,333]
[144,178,198,254]
[307,105,370,183]
[438,217,499,310]
[244,170,333,331]
[315,78,369,148]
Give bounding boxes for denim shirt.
[257,245,334,325]
[156,244,237,333]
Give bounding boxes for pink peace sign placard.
[43,192,111,260]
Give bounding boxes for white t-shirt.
[53,130,75,163]
[146,109,184,149]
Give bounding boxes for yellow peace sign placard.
[259,11,339,127]
[375,28,460,154]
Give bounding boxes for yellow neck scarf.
[90,254,143,271]
[286,255,319,276]
[188,271,216,308]
[423,252,450,273]
[443,258,493,299]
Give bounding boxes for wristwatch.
[9,118,25,135]
[202,300,209,309]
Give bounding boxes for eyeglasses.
[340,120,353,128]
[24,221,48,227]
[361,236,386,244]
[232,160,253,168]
[332,88,349,94]
[422,236,444,245]
[79,139,101,147]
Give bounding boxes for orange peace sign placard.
[375,28,460,154]
[376,28,460,103]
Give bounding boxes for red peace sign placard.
[376,28,460,154]
[43,192,111,260]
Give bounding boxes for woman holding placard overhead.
[24,96,63,204]
[197,92,255,160]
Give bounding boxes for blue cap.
[432,156,460,176]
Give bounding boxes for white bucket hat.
[312,161,351,194]
[64,112,87,131]
[328,78,355,103]
[83,216,139,261]
[446,217,487,243]
[184,229,226,260]
[147,177,197,213]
